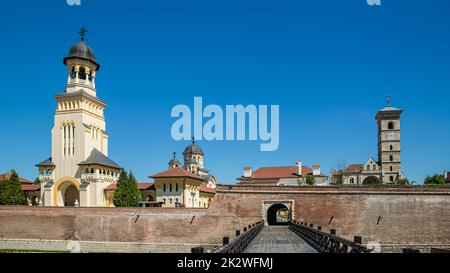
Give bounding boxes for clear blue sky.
[0,0,449,184]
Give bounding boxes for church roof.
[0,173,33,184]
[63,40,100,70]
[378,106,403,112]
[78,149,121,169]
[345,164,363,173]
[149,167,206,181]
[183,139,204,155]
[36,157,55,167]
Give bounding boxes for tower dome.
[183,138,204,156]
[168,152,181,169]
[63,40,100,70]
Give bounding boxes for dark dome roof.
[169,158,181,165]
[183,141,204,156]
[63,41,100,70]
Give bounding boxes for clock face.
[387,132,395,140]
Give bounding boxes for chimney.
[243,167,252,178]
[312,164,321,176]
[296,161,302,176]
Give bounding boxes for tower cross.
[385,93,391,107]
[79,27,88,41]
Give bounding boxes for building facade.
[148,140,217,208]
[36,32,121,207]
[330,99,405,185]
[237,161,327,186]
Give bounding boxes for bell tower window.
[388,122,394,130]
[79,67,87,80]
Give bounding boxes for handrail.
[211,220,264,253]
[289,221,371,253]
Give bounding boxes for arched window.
[390,166,393,172]
[388,122,394,130]
[350,178,355,184]
[70,67,76,79]
[79,67,86,80]
[372,165,376,171]
[163,183,166,192]
[390,155,394,161]
[90,168,94,174]
[176,183,179,192]
[169,183,172,192]
[163,198,166,204]
[389,176,394,182]
[169,198,172,204]
[390,145,393,151]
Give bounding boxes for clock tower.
[375,96,404,184]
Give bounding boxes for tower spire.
[79,26,88,42]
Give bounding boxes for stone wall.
[211,185,450,251]
[1,186,449,252]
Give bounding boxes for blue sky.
[0,0,449,184]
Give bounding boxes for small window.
[390,145,393,151]
[163,183,166,192]
[390,155,394,161]
[169,183,173,192]
[163,198,166,204]
[169,198,172,204]
[388,122,394,130]
[390,166,393,172]
[389,176,394,182]
[176,183,179,192]
[350,178,355,184]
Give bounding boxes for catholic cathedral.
[36,30,216,207]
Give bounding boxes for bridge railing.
[289,221,371,253]
[207,220,264,253]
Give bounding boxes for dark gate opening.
[267,204,290,226]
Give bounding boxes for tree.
[305,174,316,186]
[330,159,347,185]
[113,170,142,207]
[33,177,41,184]
[424,174,445,185]
[0,170,26,205]
[396,177,411,186]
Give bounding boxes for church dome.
[169,157,181,165]
[183,140,204,156]
[63,41,100,70]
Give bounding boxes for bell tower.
[375,95,404,184]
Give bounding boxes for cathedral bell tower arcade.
[37,28,121,207]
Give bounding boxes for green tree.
[396,177,411,186]
[113,170,142,207]
[305,174,316,186]
[33,177,41,184]
[424,174,445,185]
[0,170,26,205]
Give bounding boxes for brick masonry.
[0,186,449,252]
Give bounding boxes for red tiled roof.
[149,167,205,181]
[249,166,314,179]
[104,183,155,191]
[200,183,216,194]
[345,164,363,173]
[0,173,33,184]
[21,184,41,191]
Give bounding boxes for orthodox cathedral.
[36,30,215,207]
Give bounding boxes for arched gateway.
[263,201,294,226]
